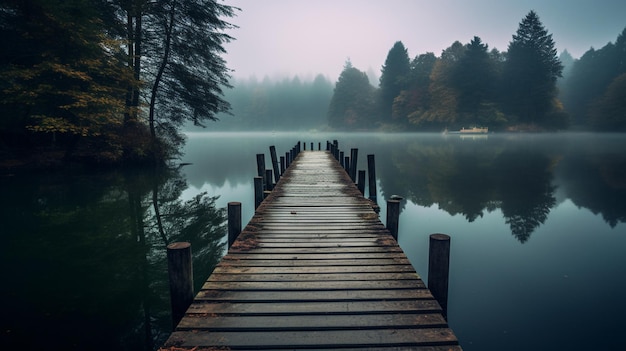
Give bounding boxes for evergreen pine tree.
[501,11,564,128]
[379,41,411,121]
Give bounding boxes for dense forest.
[0,0,236,167]
[2,4,626,169]
[213,11,626,133]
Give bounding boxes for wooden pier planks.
[162,151,462,350]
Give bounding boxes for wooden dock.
[162,150,462,350]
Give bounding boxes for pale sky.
[222,0,626,82]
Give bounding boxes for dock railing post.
[256,154,266,189]
[254,176,263,209]
[265,169,273,191]
[349,148,358,182]
[280,156,285,176]
[428,233,451,319]
[386,199,400,240]
[367,154,377,201]
[339,151,345,168]
[357,170,366,195]
[167,242,194,328]
[228,202,242,248]
[269,146,280,183]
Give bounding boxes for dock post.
[167,242,194,328]
[254,176,263,209]
[428,233,451,319]
[318,142,321,150]
[269,146,280,183]
[357,170,366,195]
[265,169,273,191]
[339,151,345,168]
[285,152,290,168]
[367,154,377,201]
[344,156,350,173]
[256,154,266,188]
[386,199,400,240]
[280,156,285,175]
[349,148,358,182]
[228,202,242,248]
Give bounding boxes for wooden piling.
[167,242,193,328]
[386,199,400,240]
[357,170,366,195]
[256,153,265,189]
[265,169,273,191]
[227,202,242,248]
[280,156,285,175]
[349,148,358,182]
[428,233,451,319]
[368,154,377,201]
[254,176,263,209]
[269,146,280,183]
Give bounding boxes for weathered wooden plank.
[228,247,404,254]
[207,272,420,282]
[217,257,412,266]
[186,300,441,315]
[177,313,447,331]
[222,252,410,260]
[165,328,458,348]
[201,280,427,291]
[195,289,434,302]
[211,265,416,274]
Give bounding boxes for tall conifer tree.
[379,41,410,120]
[501,11,563,127]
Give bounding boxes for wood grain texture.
[161,150,461,350]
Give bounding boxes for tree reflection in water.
[0,167,226,350]
[376,136,563,243]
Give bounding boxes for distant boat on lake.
[444,127,489,134]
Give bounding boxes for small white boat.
[444,127,489,134]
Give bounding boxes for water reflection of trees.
[377,137,558,242]
[0,168,226,350]
[494,151,556,242]
[557,149,626,228]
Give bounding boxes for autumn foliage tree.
[0,0,236,165]
[0,0,135,161]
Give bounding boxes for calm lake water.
[1,131,625,350]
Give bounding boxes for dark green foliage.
[327,61,377,129]
[501,11,565,128]
[589,73,626,131]
[452,37,497,115]
[562,27,626,128]
[0,0,134,161]
[0,0,236,166]
[379,41,411,120]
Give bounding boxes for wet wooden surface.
[162,151,462,350]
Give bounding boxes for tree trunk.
[148,4,175,140]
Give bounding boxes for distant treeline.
[203,75,334,131]
[214,11,626,132]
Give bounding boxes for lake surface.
[2,132,625,350]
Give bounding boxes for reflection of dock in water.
[161,145,462,350]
